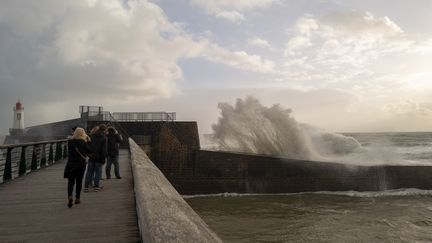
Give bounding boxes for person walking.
[106,126,123,179]
[64,127,91,208]
[84,124,107,192]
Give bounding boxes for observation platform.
[0,150,140,243]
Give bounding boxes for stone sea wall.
[171,150,432,195]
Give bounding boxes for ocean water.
[345,132,432,164]
[189,132,432,242]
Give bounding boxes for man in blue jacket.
[84,124,107,192]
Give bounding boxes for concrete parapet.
[129,138,222,243]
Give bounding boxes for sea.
[187,132,432,242]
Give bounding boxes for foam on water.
[211,97,423,165]
[183,188,432,199]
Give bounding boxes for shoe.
[106,176,111,179]
[116,176,122,179]
[68,196,73,208]
[75,198,80,204]
[94,187,100,192]
[100,178,104,180]
[84,188,89,193]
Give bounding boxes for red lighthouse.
[10,100,25,135]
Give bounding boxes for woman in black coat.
[64,127,92,208]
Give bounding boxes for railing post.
[19,146,27,176]
[4,148,13,181]
[31,146,38,171]
[55,143,62,161]
[40,144,47,168]
[48,143,54,164]
[63,142,68,159]
[54,143,59,162]
[58,143,62,160]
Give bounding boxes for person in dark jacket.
[106,126,123,179]
[84,124,107,192]
[64,127,91,208]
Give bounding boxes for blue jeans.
[84,161,103,187]
[106,156,120,178]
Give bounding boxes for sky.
[1,0,432,135]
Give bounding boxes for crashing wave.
[210,96,420,165]
[212,96,362,161]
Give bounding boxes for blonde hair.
[72,127,89,141]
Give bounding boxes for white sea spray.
[211,96,423,165]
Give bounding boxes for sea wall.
[129,139,221,242]
[172,150,432,195]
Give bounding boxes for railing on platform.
[0,139,68,184]
[111,112,176,122]
[79,105,176,122]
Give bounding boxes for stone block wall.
[172,150,432,195]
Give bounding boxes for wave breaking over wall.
[211,97,415,165]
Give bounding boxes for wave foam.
[183,188,432,199]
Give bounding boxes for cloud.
[0,0,275,133]
[0,0,200,102]
[248,37,273,49]
[0,0,273,99]
[384,100,432,117]
[282,11,432,85]
[188,0,278,22]
[215,10,245,22]
[364,100,432,132]
[204,44,275,73]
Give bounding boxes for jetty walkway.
[0,139,221,243]
[0,149,140,242]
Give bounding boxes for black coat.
[107,133,122,157]
[64,139,92,178]
[88,131,107,164]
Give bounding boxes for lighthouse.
[10,100,25,135]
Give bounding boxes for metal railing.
[82,111,112,121]
[111,112,176,122]
[0,139,68,184]
[81,111,176,122]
